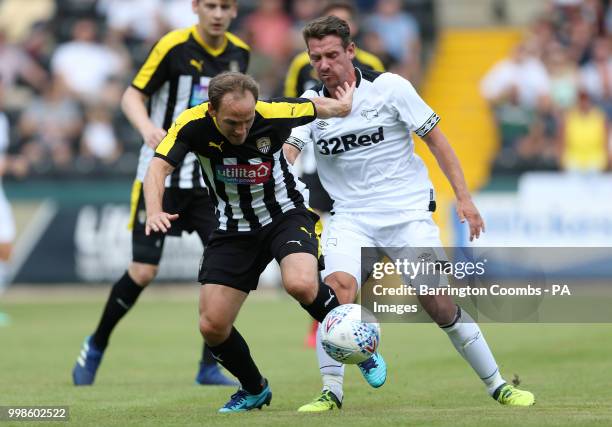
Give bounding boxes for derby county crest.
[256,137,271,154]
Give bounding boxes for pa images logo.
[256,137,271,154]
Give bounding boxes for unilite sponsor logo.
[215,162,272,184]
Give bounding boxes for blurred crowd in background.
[482,0,612,174]
[0,0,610,181]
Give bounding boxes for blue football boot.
[72,336,104,386]
[195,362,239,386]
[357,352,387,388]
[218,379,272,413]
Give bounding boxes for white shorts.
[321,210,446,288]
[0,192,16,243]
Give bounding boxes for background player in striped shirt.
[72,0,248,387]
[145,71,386,412]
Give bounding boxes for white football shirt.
[289,68,440,214]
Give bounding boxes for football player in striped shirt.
[72,0,248,387]
[285,16,536,411]
[145,71,385,412]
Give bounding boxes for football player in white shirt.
[284,16,535,411]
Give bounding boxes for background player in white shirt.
[285,16,535,411]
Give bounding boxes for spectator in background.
[545,41,579,112]
[18,78,83,172]
[97,0,163,46]
[242,0,292,63]
[528,15,557,51]
[559,89,610,172]
[0,0,55,43]
[0,30,48,108]
[53,0,99,21]
[566,15,596,65]
[240,0,293,97]
[50,19,128,104]
[160,0,198,32]
[289,0,325,51]
[363,0,421,81]
[79,104,122,167]
[580,37,612,118]
[481,41,551,110]
[21,22,55,72]
[481,41,554,171]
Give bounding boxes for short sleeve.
[383,73,440,137]
[256,98,316,129]
[155,107,203,165]
[285,90,317,150]
[132,29,190,96]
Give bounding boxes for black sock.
[92,272,144,350]
[201,343,216,366]
[300,279,340,323]
[207,327,263,394]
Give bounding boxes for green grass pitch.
[1,289,611,426]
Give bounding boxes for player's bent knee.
[283,274,318,304]
[199,314,232,345]
[128,262,158,287]
[324,272,358,304]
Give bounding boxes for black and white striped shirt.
[131,26,249,189]
[156,99,316,231]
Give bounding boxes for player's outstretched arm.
[422,127,485,241]
[143,157,178,235]
[311,81,355,119]
[121,87,167,149]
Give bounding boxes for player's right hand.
[142,125,168,149]
[145,212,179,235]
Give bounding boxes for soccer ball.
[320,304,380,364]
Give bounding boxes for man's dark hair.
[322,0,356,18]
[302,15,352,49]
[208,71,259,110]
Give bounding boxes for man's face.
[209,91,256,145]
[192,0,237,38]
[307,35,355,91]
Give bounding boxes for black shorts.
[199,209,324,293]
[128,180,218,265]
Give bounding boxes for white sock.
[316,322,344,401]
[442,306,506,396]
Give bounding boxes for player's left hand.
[456,197,485,241]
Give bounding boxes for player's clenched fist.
[145,212,179,235]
